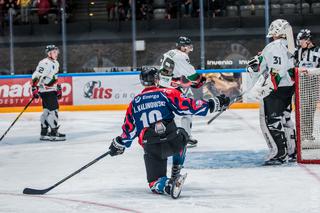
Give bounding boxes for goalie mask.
[266,19,289,38]
[158,68,174,88]
[139,67,159,86]
[267,19,295,55]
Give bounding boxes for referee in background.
[294,29,320,142]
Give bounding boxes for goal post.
[295,68,320,164]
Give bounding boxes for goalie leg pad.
[283,109,296,156]
[260,100,287,162]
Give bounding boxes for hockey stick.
[23,151,111,195]
[207,94,243,125]
[0,97,35,141]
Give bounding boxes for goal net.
[295,69,320,164]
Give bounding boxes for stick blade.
[23,187,49,195]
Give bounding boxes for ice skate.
[40,126,50,141]
[170,173,187,199]
[186,136,198,148]
[50,127,66,141]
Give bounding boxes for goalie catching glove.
[109,136,125,156]
[208,94,230,113]
[247,54,263,74]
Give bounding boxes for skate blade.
[171,173,187,199]
[40,136,51,141]
[50,137,66,142]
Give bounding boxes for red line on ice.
[299,164,320,183]
[0,192,141,213]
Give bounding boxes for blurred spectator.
[191,0,199,17]
[107,0,131,21]
[119,0,130,20]
[17,0,31,24]
[166,0,179,19]
[136,0,150,20]
[36,0,50,24]
[106,0,116,21]
[209,0,225,17]
[181,0,192,17]
[4,0,18,17]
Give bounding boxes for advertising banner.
[72,75,144,105]
[0,77,73,107]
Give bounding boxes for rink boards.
[0,70,259,113]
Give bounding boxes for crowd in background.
[0,0,318,35]
[0,0,73,32]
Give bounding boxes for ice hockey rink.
[0,109,320,213]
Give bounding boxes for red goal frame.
[295,69,320,164]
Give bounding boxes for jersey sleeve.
[119,102,137,148]
[161,89,209,116]
[32,62,43,84]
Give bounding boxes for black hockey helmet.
[139,66,159,86]
[296,29,312,42]
[176,36,192,48]
[45,44,59,54]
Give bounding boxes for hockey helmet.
[266,19,290,38]
[45,45,59,55]
[176,36,193,51]
[139,66,159,86]
[296,29,312,42]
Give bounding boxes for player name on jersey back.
[134,100,166,113]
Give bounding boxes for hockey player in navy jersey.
[108,67,230,198]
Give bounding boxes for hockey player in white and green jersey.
[159,36,206,148]
[247,19,303,165]
[32,45,65,141]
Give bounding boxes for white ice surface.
[0,110,320,213]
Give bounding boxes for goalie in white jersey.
[247,19,305,165]
[31,45,65,141]
[159,36,207,147]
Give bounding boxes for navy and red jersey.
[119,86,210,147]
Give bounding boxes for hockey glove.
[249,75,274,101]
[56,84,62,99]
[191,75,207,89]
[247,55,262,74]
[208,94,230,113]
[32,86,40,99]
[109,136,125,156]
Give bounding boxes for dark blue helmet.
[45,45,59,54]
[139,67,159,86]
[176,36,192,48]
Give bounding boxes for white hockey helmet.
[266,19,290,38]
